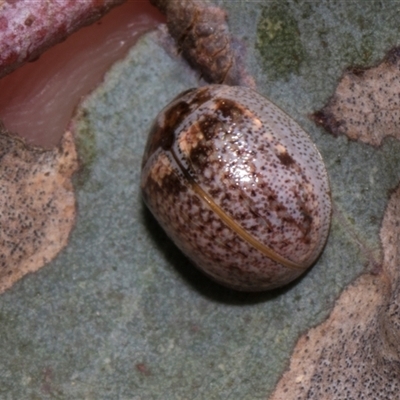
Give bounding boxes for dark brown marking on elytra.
[169,87,197,104]
[215,98,245,121]
[161,101,192,151]
[143,88,215,167]
[142,169,187,208]
[298,207,313,241]
[198,114,223,140]
[189,142,212,171]
[266,184,314,244]
[277,151,295,167]
[142,101,191,165]
[160,172,188,197]
[188,86,214,107]
[208,187,222,198]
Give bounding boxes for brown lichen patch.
[150,0,255,87]
[0,128,78,293]
[313,47,400,146]
[269,185,400,399]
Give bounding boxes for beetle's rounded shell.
[141,85,331,291]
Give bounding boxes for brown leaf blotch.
[270,185,400,399]
[0,129,78,293]
[314,46,400,146]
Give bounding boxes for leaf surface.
[2,1,400,398]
